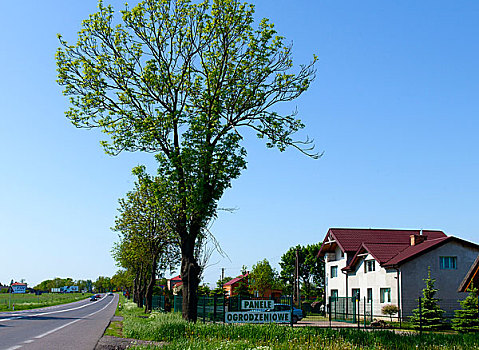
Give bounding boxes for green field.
[0,293,89,312]
[109,296,479,350]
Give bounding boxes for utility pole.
[221,268,224,281]
[295,249,300,306]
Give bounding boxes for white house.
[318,228,479,318]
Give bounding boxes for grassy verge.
[112,298,479,350]
[0,293,89,312]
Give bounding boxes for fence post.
[357,297,360,329]
[202,294,206,323]
[290,293,294,328]
[223,293,226,324]
[419,296,422,336]
[213,294,217,324]
[328,297,331,328]
[370,298,373,323]
[363,297,366,328]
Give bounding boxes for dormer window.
[364,260,375,273]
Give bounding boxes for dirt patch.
[95,335,166,349]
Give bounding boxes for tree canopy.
[112,167,179,311]
[279,243,323,300]
[249,258,280,297]
[57,0,317,321]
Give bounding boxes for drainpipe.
[342,270,348,316]
[395,267,401,325]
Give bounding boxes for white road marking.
[22,340,34,344]
[0,295,111,323]
[32,295,116,339]
[34,319,81,339]
[5,346,22,350]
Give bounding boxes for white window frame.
[380,288,391,303]
[331,265,338,278]
[364,260,375,273]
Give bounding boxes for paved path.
[0,294,118,350]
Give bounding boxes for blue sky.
[1,1,478,288]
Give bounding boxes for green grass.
[112,297,479,350]
[0,293,89,312]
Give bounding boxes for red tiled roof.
[170,275,181,281]
[343,242,410,270]
[11,283,27,286]
[343,235,479,270]
[384,237,450,266]
[318,228,446,257]
[223,272,249,286]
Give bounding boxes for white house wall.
[325,246,347,300]
[347,253,398,316]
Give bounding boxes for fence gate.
[329,297,373,325]
[329,296,357,323]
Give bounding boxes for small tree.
[410,267,445,330]
[381,304,399,322]
[452,285,479,333]
[249,259,280,297]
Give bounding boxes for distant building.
[167,275,182,291]
[11,282,27,294]
[223,272,249,296]
[173,281,183,296]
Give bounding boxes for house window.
[331,266,338,278]
[440,256,457,270]
[331,289,338,299]
[364,260,375,273]
[367,288,372,302]
[380,288,391,303]
[352,288,360,301]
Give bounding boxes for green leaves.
[58,0,318,320]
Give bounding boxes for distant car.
[89,295,97,301]
[95,294,102,298]
[267,304,304,323]
[108,292,114,296]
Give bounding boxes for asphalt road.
[0,293,118,350]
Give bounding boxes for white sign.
[225,311,290,324]
[241,299,274,310]
[12,285,26,294]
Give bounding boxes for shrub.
[381,304,399,322]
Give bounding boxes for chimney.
[410,234,427,246]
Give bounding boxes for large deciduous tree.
[279,243,324,300]
[57,0,317,321]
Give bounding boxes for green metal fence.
[329,296,373,325]
[173,294,227,323]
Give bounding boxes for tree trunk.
[133,275,138,304]
[144,254,159,313]
[180,236,201,322]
